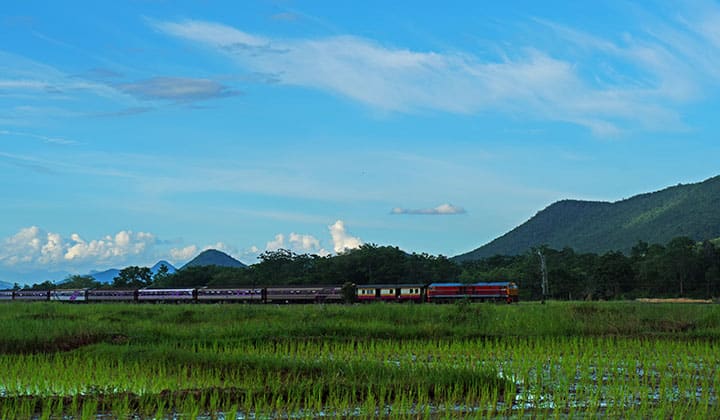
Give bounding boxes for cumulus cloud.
[391,203,466,215]
[63,230,155,262]
[265,234,286,251]
[263,224,361,256]
[169,245,198,262]
[264,232,328,255]
[0,226,42,266]
[0,227,157,270]
[329,220,362,253]
[289,233,322,252]
[116,77,239,103]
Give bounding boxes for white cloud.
[0,226,42,266]
[289,232,321,252]
[63,230,155,262]
[0,227,157,271]
[264,232,328,256]
[329,220,362,253]
[169,245,198,262]
[0,130,79,145]
[265,234,286,251]
[392,203,466,215]
[0,227,247,280]
[203,242,237,255]
[0,51,131,102]
[149,16,720,135]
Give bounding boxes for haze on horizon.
[2,1,720,284]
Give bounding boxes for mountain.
[151,260,177,275]
[181,249,246,269]
[87,268,121,284]
[456,175,720,261]
[87,260,177,284]
[0,280,13,290]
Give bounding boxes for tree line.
[460,237,720,300]
[17,237,720,301]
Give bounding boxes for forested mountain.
[181,249,246,269]
[456,175,720,261]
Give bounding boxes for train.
[0,282,519,304]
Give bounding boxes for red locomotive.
[426,282,519,303]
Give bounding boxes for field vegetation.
[1,301,719,418]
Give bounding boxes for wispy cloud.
[0,51,131,102]
[391,203,466,215]
[116,77,239,103]
[91,106,154,118]
[0,50,241,124]
[271,12,300,22]
[151,10,720,136]
[0,129,79,145]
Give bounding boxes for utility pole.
[537,250,548,304]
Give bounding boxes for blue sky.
[2,1,720,284]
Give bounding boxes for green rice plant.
[2,302,720,418]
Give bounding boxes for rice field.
[0,301,719,418]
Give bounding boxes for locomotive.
[0,281,519,304]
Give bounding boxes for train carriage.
[397,285,425,303]
[137,288,196,303]
[265,286,343,303]
[356,284,425,303]
[196,288,264,303]
[13,290,50,301]
[0,290,14,301]
[49,289,89,302]
[87,289,138,302]
[356,285,379,302]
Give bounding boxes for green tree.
[27,280,55,291]
[112,266,152,288]
[665,237,698,296]
[592,251,633,299]
[152,264,171,284]
[61,274,100,289]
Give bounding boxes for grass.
[0,301,719,418]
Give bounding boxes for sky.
[2,1,720,284]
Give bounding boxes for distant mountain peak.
[181,249,246,269]
[152,260,176,273]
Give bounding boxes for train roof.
[356,284,425,288]
[265,285,342,289]
[428,282,516,287]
